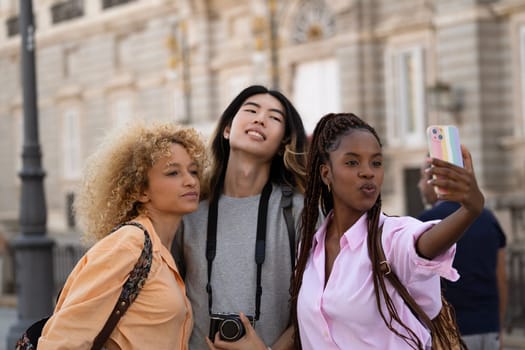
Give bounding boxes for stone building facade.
[0,0,524,239]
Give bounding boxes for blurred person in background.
[418,158,508,350]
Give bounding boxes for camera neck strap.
[206,180,272,321]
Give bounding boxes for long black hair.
[205,85,308,202]
[290,113,425,349]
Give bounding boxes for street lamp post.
[7,0,55,348]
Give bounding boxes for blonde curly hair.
[74,121,207,244]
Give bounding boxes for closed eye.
[269,115,283,123]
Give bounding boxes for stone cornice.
[210,49,253,70]
[492,0,525,16]
[500,135,525,149]
[104,72,136,92]
[0,1,178,54]
[375,14,434,39]
[433,6,499,28]
[55,84,83,102]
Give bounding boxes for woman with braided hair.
[290,113,484,349]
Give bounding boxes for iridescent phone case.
[426,125,463,167]
[426,125,463,195]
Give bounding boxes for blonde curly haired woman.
[37,121,207,350]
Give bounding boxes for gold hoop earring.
[327,183,331,193]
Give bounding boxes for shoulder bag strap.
[280,185,295,269]
[91,221,153,350]
[376,225,434,330]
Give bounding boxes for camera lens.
[219,318,243,341]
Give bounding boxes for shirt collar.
[313,211,387,251]
[341,212,369,250]
[312,211,333,249]
[133,215,179,269]
[133,215,161,253]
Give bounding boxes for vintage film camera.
[209,313,255,341]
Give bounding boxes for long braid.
[291,113,426,349]
[290,115,331,349]
[366,198,424,349]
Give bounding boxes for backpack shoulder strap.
[281,184,296,269]
[91,221,153,350]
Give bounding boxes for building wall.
[0,0,524,235]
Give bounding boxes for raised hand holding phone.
[418,130,485,260]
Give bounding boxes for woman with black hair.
[173,85,308,350]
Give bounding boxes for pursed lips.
[359,183,377,194]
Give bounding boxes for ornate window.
[51,0,84,24]
[112,96,134,128]
[6,15,19,37]
[62,108,82,179]
[102,0,137,10]
[292,0,335,44]
[293,59,341,135]
[385,46,426,146]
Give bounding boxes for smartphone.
[426,125,463,195]
[426,125,463,167]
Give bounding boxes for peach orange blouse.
[38,215,192,349]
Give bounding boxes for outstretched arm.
[415,145,484,259]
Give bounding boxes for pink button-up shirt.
[297,212,459,350]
